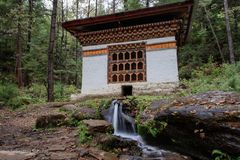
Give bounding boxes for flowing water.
[105,100,167,158]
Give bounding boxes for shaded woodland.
[0,0,240,105]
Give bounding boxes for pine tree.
[47,0,58,102]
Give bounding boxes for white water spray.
[104,100,165,158]
[113,102,119,134]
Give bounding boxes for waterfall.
[104,100,166,157]
[109,100,136,137]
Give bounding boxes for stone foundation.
[71,82,178,100]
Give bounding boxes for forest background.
[0,0,240,108]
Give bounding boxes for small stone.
[0,150,36,160]
[78,148,89,157]
[61,104,78,113]
[200,133,205,139]
[48,145,66,152]
[119,155,143,160]
[50,152,78,160]
[89,148,118,160]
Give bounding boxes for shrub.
[25,83,46,103]
[77,122,92,144]
[181,62,240,94]
[0,82,19,104]
[7,95,32,110]
[211,150,240,160]
[54,82,78,101]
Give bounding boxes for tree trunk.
[60,0,64,86]
[113,0,116,13]
[95,0,97,16]
[87,0,91,17]
[27,0,33,52]
[224,0,235,64]
[60,0,64,57]
[123,0,128,11]
[65,0,68,50]
[233,10,239,41]
[47,0,58,102]
[75,0,80,87]
[16,0,24,88]
[146,0,149,7]
[203,6,225,63]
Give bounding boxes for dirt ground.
[0,105,82,160]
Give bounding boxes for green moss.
[76,98,112,109]
[137,120,167,138]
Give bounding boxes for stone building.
[63,0,194,97]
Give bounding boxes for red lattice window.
[108,42,146,83]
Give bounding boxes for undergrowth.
[77,122,92,144]
[212,149,240,160]
[181,62,240,94]
[0,82,77,109]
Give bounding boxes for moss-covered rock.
[95,133,141,156]
[35,114,67,128]
[139,91,240,159]
[72,106,99,120]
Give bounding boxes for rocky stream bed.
[0,91,239,160]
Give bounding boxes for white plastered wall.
[146,48,178,83]
[81,37,179,96]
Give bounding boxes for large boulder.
[140,91,240,159]
[35,114,67,128]
[95,133,141,156]
[72,106,98,120]
[82,119,112,133]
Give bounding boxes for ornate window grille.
[108,42,146,83]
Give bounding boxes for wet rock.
[161,151,192,160]
[96,133,141,156]
[119,155,143,160]
[0,150,36,160]
[88,147,118,160]
[72,107,98,120]
[140,91,240,159]
[100,108,109,120]
[78,148,89,157]
[50,152,78,160]
[61,104,78,113]
[82,119,112,133]
[35,114,67,128]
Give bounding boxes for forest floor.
[0,105,86,160]
[0,100,191,160]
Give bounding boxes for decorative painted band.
[83,48,108,57]
[146,41,176,50]
[83,41,176,57]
